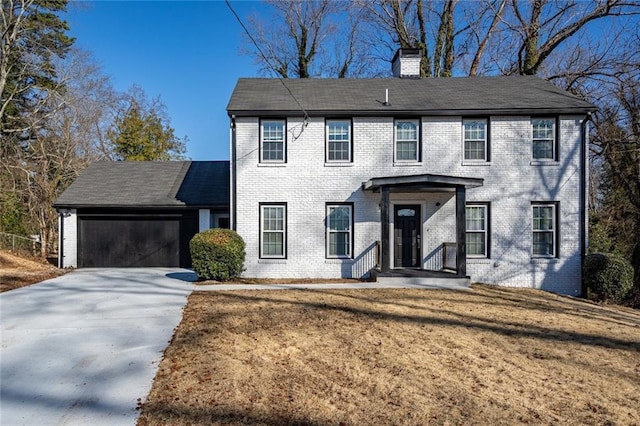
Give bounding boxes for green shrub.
[584,253,634,304]
[190,228,245,281]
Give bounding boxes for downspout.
[58,211,64,268]
[230,115,237,231]
[580,112,592,297]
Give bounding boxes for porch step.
[370,269,470,290]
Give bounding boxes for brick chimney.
[391,48,422,78]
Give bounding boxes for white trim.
[260,119,286,163]
[260,204,286,258]
[325,119,352,163]
[326,204,353,258]
[532,203,557,258]
[462,118,488,162]
[394,119,420,163]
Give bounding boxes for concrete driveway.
[0,268,195,426]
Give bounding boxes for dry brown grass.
[0,250,65,292]
[138,284,640,426]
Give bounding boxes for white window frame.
[260,119,286,163]
[326,120,352,163]
[531,118,556,160]
[532,203,557,258]
[260,204,286,258]
[326,204,353,258]
[466,204,489,258]
[463,119,488,161]
[394,119,420,162]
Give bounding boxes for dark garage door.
[78,212,198,267]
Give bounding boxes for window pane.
[465,140,485,160]
[396,141,417,160]
[533,140,553,159]
[263,121,284,141]
[533,232,554,256]
[328,141,349,161]
[532,119,553,139]
[533,206,553,230]
[263,207,284,231]
[263,232,283,256]
[328,121,349,141]
[467,232,485,256]
[262,121,284,161]
[396,121,417,140]
[466,206,485,231]
[329,232,350,257]
[464,121,485,140]
[329,207,350,231]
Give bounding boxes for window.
[466,204,489,257]
[532,203,557,257]
[326,204,353,258]
[532,118,556,160]
[260,204,286,258]
[326,120,351,162]
[395,119,420,162]
[260,120,286,162]
[463,119,488,161]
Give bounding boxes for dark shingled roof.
[227,76,596,116]
[54,161,229,208]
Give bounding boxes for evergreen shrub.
[190,228,245,281]
[584,253,633,304]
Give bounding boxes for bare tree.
[243,0,357,78]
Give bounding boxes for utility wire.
[225,0,309,125]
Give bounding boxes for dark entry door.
[394,205,421,268]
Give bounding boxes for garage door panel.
[79,216,183,267]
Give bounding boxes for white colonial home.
[226,49,596,295]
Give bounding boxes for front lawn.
[138,284,640,425]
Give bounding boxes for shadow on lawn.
[139,403,331,426]
[200,290,640,352]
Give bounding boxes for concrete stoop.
[370,269,471,290]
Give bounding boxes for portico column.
[380,187,391,272]
[455,186,467,276]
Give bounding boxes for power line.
[225,0,309,125]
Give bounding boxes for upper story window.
[466,203,489,258]
[532,203,558,257]
[326,120,351,162]
[463,119,488,161]
[260,119,286,162]
[395,119,420,162]
[326,204,353,258]
[532,118,556,160]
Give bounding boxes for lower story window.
[466,203,489,257]
[260,204,286,258]
[326,204,353,258]
[532,203,557,257]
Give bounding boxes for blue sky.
[64,1,266,161]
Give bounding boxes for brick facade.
[233,115,587,295]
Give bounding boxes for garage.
[77,211,198,267]
[54,161,229,268]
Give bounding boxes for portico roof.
[362,173,484,192]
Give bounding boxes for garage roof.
[54,161,229,208]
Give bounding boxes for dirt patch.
[138,284,640,425]
[0,250,66,292]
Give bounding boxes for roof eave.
[228,107,597,117]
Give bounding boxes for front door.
[394,205,421,268]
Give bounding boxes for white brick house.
[228,50,595,295]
